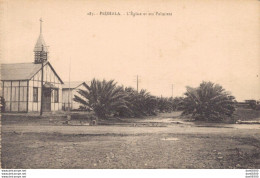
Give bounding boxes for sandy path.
[2,124,260,137]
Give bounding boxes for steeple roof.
[34,18,48,52]
[34,33,48,52]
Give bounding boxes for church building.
[1,19,63,113]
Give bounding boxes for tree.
[138,89,157,116]
[246,100,257,110]
[171,97,184,111]
[181,81,236,121]
[74,79,130,120]
[119,88,157,117]
[157,97,173,113]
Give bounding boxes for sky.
[1,0,259,101]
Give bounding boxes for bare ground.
[1,112,260,169]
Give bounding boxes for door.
[42,88,51,111]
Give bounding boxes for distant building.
[0,19,63,112]
[62,81,88,110]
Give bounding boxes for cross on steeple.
[34,18,48,63]
[40,18,43,34]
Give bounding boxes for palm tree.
[138,89,157,116]
[74,79,130,120]
[118,88,157,117]
[171,97,184,111]
[157,97,174,113]
[182,81,236,121]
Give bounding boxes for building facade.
[0,19,63,112]
[62,81,87,110]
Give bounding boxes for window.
[33,87,38,102]
[54,89,59,103]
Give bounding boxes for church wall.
[28,63,63,112]
[1,63,63,113]
[1,80,28,112]
[28,71,41,112]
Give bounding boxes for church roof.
[62,81,89,89]
[1,62,42,80]
[1,62,63,83]
[34,33,48,52]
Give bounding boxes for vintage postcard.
[0,0,259,177]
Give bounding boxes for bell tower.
[34,18,48,64]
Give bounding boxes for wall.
[1,63,63,112]
[2,81,28,112]
[62,84,85,110]
[28,63,63,112]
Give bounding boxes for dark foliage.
[74,79,183,120]
[74,79,130,119]
[181,81,236,121]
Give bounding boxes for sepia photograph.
[0,0,259,176]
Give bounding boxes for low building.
[0,19,63,113]
[62,81,87,110]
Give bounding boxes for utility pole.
[137,75,139,93]
[67,58,71,121]
[68,58,71,112]
[40,18,44,116]
[171,84,173,98]
[40,45,44,116]
[40,57,43,115]
[38,18,48,116]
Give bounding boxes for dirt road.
[2,119,260,169]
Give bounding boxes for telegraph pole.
[40,18,44,116]
[137,75,139,93]
[68,58,71,112]
[66,58,71,122]
[40,52,43,116]
[171,84,173,98]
